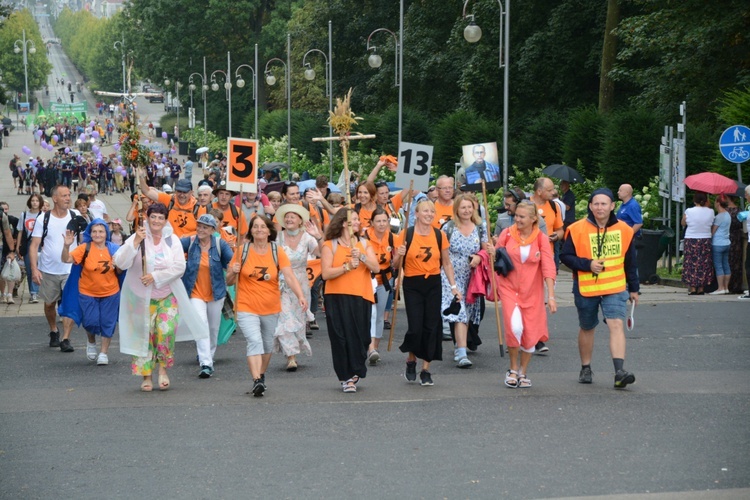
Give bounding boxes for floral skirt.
[682,238,714,288]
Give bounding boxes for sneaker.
[252,378,266,397]
[614,370,635,389]
[199,365,214,378]
[383,320,391,330]
[419,370,434,386]
[405,361,417,382]
[535,342,549,354]
[579,366,593,384]
[453,348,460,362]
[30,294,39,304]
[96,353,109,365]
[309,319,319,330]
[457,356,473,369]
[86,343,97,361]
[49,331,60,347]
[6,294,14,304]
[739,293,750,300]
[367,349,380,366]
[708,289,726,295]
[59,339,74,353]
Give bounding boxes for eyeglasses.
[437,187,453,191]
[505,188,522,204]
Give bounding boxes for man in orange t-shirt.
[140,173,198,237]
[432,175,456,229]
[212,183,248,243]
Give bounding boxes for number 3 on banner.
[397,142,433,193]
[226,137,259,193]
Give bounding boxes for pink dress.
[496,228,556,351]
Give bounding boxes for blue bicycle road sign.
[719,125,750,163]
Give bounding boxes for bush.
[513,108,567,171]
[598,107,663,191]
[562,105,605,179]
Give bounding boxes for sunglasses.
[427,186,436,193]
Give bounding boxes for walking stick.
[136,168,147,276]
[387,180,414,352]
[234,184,243,324]
[481,179,504,357]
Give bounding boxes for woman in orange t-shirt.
[364,208,395,365]
[321,208,379,393]
[227,215,306,398]
[393,200,460,386]
[61,219,121,366]
[353,181,377,235]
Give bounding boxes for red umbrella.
[684,172,738,195]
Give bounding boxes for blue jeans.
[712,245,730,276]
[23,251,39,295]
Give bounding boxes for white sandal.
[504,370,519,388]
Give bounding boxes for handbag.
[1,258,22,282]
[494,247,514,277]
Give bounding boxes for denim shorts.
[237,312,278,356]
[573,289,628,331]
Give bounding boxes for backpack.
[38,210,77,250]
[240,241,278,271]
[441,219,486,244]
[189,234,222,260]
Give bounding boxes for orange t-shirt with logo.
[70,244,119,297]
[323,240,375,302]
[191,251,213,301]
[157,192,197,237]
[232,244,290,315]
[366,227,394,285]
[212,202,248,239]
[433,201,454,229]
[535,199,563,249]
[396,229,449,278]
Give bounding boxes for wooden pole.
[481,179,504,357]
[387,179,414,352]
[341,139,354,246]
[234,184,243,324]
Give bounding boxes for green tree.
[0,10,52,106]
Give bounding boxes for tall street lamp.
[366,2,403,148]
[463,0,510,190]
[265,34,292,169]
[302,22,333,178]
[164,77,183,139]
[235,44,259,140]
[188,56,209,147]
[113,36,126,95]
[211,49,257,140]
[14,29,37,104]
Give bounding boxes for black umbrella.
[736,180,747,198]
[542,164,584,183]
[2,117,12,126]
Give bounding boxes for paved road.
[1,20,750,500]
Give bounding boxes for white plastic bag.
[1,258,22,282]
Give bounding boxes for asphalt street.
[1,300,748,499]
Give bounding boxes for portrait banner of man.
[461,142,500,185]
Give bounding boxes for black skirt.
[324,293,372,382]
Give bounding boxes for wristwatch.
[359,253,367,263]
[450,285,457,290]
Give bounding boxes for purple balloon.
[64,147,71,154]
[36,130,43,137]
[144,139,149,144]
[89,121,96,127]
[79,133,86,142]
[92,145,100,153]
[22,146,31,155]
[53,135,59,142]
[117,155,122,161]
[170,148,176,155]
[41,140,47,148]
[161,132,168,139]
[92,131,100,139]
[47,144,54,151]
[31,159,38,166]
[113,143,120,151]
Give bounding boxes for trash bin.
[178,141,189,155]
[636,228,670,284]
[155,126,163,137]
[188,144,197,161]
[166,133,175,144]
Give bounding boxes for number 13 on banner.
[396,142,433,193]
[226,137,259,193]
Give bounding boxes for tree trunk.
[598,0,619,114]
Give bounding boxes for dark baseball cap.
[175,179,193,193]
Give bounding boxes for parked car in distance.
[148,93,164,103]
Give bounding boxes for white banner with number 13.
[396,142,433,192]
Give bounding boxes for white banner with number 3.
[396,142,433,193]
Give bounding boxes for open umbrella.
[542,164,584,183]
[684,172,737,195]
[195,146,209,154]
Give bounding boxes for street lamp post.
[302,27,333,178]
[210,52,234,137]
[188,56,209,147]
[265,34,292,169]
[14,29,37,104]
[113,36,126,95]
[366,18,403,148]
[164,77,183,140]
[463,0,510,190]
[235,44,259,140]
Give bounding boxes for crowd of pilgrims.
[9,154,569,396]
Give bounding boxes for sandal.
[158,372,170,391]
[140,378,153,392]
[517,373,532,388]
[504,370,519,388]
[342,380,357,393]
[351,375,360,385]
